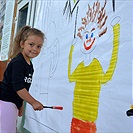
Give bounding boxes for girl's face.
[20,35,43,63]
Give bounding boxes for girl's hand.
[32,100,44,111]
[18,104,24,117]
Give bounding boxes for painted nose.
[86,38,91,43]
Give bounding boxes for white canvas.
[24,0,133,132]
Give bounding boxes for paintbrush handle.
[43,106,53,109]
[43,106,63,110]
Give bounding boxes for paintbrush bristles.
[53,106,63,110]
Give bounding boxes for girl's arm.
[17,88,43,111]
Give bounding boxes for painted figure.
[68,0,120,132]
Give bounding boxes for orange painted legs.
[71,118,96,133]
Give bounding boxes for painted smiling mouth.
[84,38,95,50]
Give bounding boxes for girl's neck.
[21,52,31,65]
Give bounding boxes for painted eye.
[86,34,89,39]
[91,33,94,38]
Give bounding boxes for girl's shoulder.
[8,53,33,70]
[8,53,25,66]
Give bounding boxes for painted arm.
[49,39,59,78]
[101,23,120,84]
[68,45,74,82]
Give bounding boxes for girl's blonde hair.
[9,25,45,59]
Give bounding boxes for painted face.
[80,22,99,54]
[21,35,43,63]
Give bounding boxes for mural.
[68,0,120,132]
[24,0,132,132]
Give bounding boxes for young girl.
[0,26,45,132]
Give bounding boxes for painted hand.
[111,16,121,27]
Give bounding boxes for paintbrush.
[43,106,63,110]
